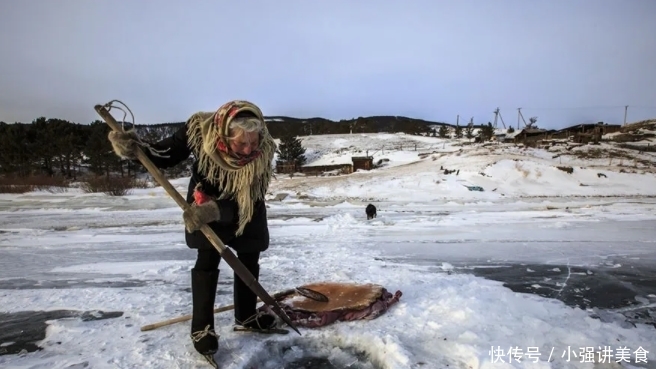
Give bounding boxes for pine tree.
[478,122,495,142]
[454,124,463,138]
[84,121,121,176]
[276,134,306,166]
[465,125,475,139]
[438,125,449,138]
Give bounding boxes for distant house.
[553,122,621,140]
[513,128,552,144]
[301,163,353,176]
[352,156,374,171]
[493,132,516,143]
[275,161,300,174]
[296,155,375,176]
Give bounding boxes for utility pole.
[456,114,460,126]
[517,108,527,129]
[493,108,499,128]
[517,108,521,130]
[624,105,629,126]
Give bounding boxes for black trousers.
[194,248,261,323]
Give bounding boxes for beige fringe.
[186,112,275,236]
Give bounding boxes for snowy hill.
[270,130,656,202]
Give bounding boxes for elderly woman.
[107,100,277,366]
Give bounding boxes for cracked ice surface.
[0,182,655,368]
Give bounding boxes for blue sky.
[1,0,655,129]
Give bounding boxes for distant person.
[366,204,377,220]
[107,100,277,367]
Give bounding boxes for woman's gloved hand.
[107,130,141,159]
[183,201,222,233]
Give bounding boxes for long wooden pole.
[140,288,297,332]
[141,303,237,332]
[94,102,300,335]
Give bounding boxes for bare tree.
[527,117,538,129]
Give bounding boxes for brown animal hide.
[261,282,402,328]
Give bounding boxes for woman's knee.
[194,248,221,270]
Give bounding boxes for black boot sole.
[202,354,218,368]
[233,326,290,335]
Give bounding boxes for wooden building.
[275,161,300,174]
[513,128,552,144]
[301,163,353,176]
[352,156,374,171]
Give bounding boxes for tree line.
[0,114,499,178]
[0,118,190,179]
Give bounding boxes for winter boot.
[233,262,279,332]
[190,268,220,365]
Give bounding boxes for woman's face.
[229,129,259,156]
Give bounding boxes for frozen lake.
[1,191,655,368]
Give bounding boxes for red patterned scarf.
[186,100,276,235]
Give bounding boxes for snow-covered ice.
[1,133,656,368]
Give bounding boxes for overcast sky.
[1,0,655,129]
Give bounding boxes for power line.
[498,105,656,112]
[503,105,625,111]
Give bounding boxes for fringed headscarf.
[186,100,276,236]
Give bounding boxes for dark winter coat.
[144,124,269,253]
